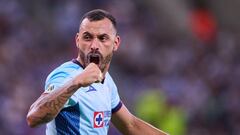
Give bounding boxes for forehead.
[79,18,116,35]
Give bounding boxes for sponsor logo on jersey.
[86,85,97,92]
[46,84,54,92]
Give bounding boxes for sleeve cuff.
[111,101,122,113]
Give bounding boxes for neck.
[102,64,110,77]
[76,56,85,67]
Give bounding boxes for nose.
[90,38,100,51]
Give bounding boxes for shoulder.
[105,72,117,89]
[105,72,114,83]
[45,60,83,83]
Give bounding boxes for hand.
[75,63,103,87]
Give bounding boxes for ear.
[113,35,120,51]
[75,33,80,48]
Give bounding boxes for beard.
[79,49,113,72]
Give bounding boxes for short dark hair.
[81,9,117,31]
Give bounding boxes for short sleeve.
[44,70,79,108]
[45,71,67,93]
[107,73,122,113]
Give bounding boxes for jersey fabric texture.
[44,59,122,135]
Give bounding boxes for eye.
[98,35,109,42]
[82,33,93,41]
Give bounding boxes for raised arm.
[26,63,102,127]
[111,103,168,135]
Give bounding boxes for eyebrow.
[82,31,109,37]
[82,31,92,35]
[98,33,109,37]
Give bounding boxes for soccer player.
[26,9,168,135]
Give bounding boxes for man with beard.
[27,9,168,135]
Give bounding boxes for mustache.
[87,49,101,55]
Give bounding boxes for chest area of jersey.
[75,84,112,128]
[75,83,111,111]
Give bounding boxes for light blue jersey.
[44,59,122,135]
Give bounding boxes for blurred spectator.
[135,90,187,135]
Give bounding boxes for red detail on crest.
[93,112,104,128]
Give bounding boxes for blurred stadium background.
[0,0,240,135]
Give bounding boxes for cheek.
[102,45,114,56]
[78,43,90,52]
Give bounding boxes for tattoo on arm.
[27,83,80,127]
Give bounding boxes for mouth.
[88,54,100,65]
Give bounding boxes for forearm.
[26,80,80,127]
[125,116,168,135]
[112,104,168,135]
[27,63,103,128]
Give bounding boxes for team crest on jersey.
[93,112,104,128]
